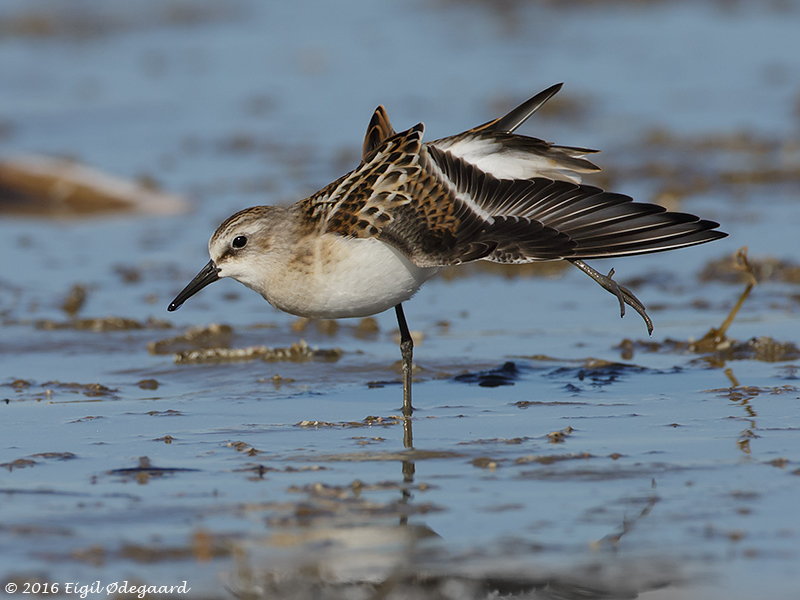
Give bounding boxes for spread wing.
[425,144,726,264]
[298,86,725,269]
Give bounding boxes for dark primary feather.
[476,82,564,133]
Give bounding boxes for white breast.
[260,236,439,319]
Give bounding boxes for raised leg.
[394,303,414,418]
[569,259,654,335]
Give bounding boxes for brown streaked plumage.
[168,83,727,422]
[362,104,396,158]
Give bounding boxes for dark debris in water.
[1,458,38,472]
[144,409,183,417]
[48,381,117,397]
[234,463,327,476]
[227,440,264,456]
[68,415,104,423]
[2,452,77,472]
[454,361,522,387]
[547,360,654,387]
[173,339,342,364]
[4,379,119,403]
[453,358,662,392]
[33,316,171,331]
[707,385,799,402]
[514,398,590,408]
[352,436,387,446]
[547,426,574,443]
[621,336,800,366]
[458,437,530,445]
[297,415,403,429]
[515,452,593,465]
[107,456,199,484]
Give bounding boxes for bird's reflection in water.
[224,416,680,600]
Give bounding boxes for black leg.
[394,303,414,420]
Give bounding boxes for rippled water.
[2,1,799,599]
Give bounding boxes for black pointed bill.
[168,260,220,311]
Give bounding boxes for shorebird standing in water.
[168,84,726,418]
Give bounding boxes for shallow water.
[2,1,800,599]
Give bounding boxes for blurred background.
[2,1,799,599]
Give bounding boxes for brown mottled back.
[299,125,503,267]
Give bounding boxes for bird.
[168,83,727,417]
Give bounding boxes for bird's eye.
[232,236,248,249]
